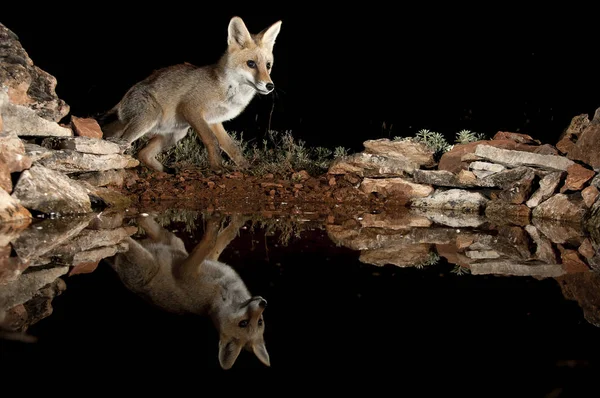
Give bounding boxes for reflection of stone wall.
[326,205,600,327]
[0,210,136,338]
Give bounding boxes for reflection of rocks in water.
[556,272,600,327]
[0,210,136,339]
[327,207,599,326]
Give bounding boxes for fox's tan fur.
[108,213,269,369]
[102,16,282,173]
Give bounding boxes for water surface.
[1,205,599,391]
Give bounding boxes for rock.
[359,177,434,202]
[592,175,600,189]
[410,208,487,228]
[71,116,103,139]
[41,136,126,155]
[413,169,469,188]
[566,108,600,169]
[465,250,500,259]
[23,143,54,163]
[532,193,588,224]
[469,161,506,174]
[46,226,137,259]
[469,260,565,278]
[534,144,560,156]
[556,113,590,155]
[71,241,129,267]
[0,187,31,223]
[492,131,540,145]
[0,266,69,312]
[0,88,6,131]
[36,149,139,173]
[495,167,535,204]
[11,165,92,214]
[485,201,531,226]
[581,186,599,208]
[578,239,596,260]
[0,130,32,192]
[559,164,596,193]
[0,23,69,122]
[557,245,590,274]
[359,243,433,267]
[2,103,72,137]
[328,152,418,177]
[362,138,436,168]
[525,225,558,264]
[526,171,564,208]
[585,200,600,247]
[474,144,575,171]
[532,217,586,246]
[556,272,600,327]
[438,140,541,174]
[358,211,432,230]
[10,214,93,260]
[0,218,30,246]
[73,169,126,188]
[410,188,488,213]
[0,255,30,285]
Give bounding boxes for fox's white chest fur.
[204,83,256,124]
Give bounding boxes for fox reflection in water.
[107,213,269,370]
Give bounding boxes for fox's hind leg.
[137,128,189,174]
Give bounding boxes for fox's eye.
[258,319,263,326]
[246,60,256,68]
[266,62,272,70]
[238,320,249,328]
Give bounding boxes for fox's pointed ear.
[253,341,270,367]
[228,16,253,49]
[219,338,243,370]
[258,20,282,51]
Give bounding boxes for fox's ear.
[219,338,243,370]
[258,20,282,51]
[228,16,253,49]
[253,341,271,367]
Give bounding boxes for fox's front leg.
[210,123,250,169]
[181,107,225,172]
[173,214,222,280]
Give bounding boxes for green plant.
[132,128,350,177]
[451,264,471,275]
[415,252,440,269]
[455,129,487,144]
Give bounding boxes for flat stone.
[3,103,72,137]
[474,144,575,171]
[11,165,92,214]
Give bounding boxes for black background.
[2,7,598,153]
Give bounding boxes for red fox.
[108,213,269,369]
[101,16,282,174]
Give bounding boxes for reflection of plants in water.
[154,209,204,233]
[146,210,319,247]
[451,265,471,276]
[415,252,440,269]
[250,215,320,246]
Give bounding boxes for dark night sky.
[2,8,598,152]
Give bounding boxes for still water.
[1,205,599,390]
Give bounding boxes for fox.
[100,16,282,174]
[107,213,269,369]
